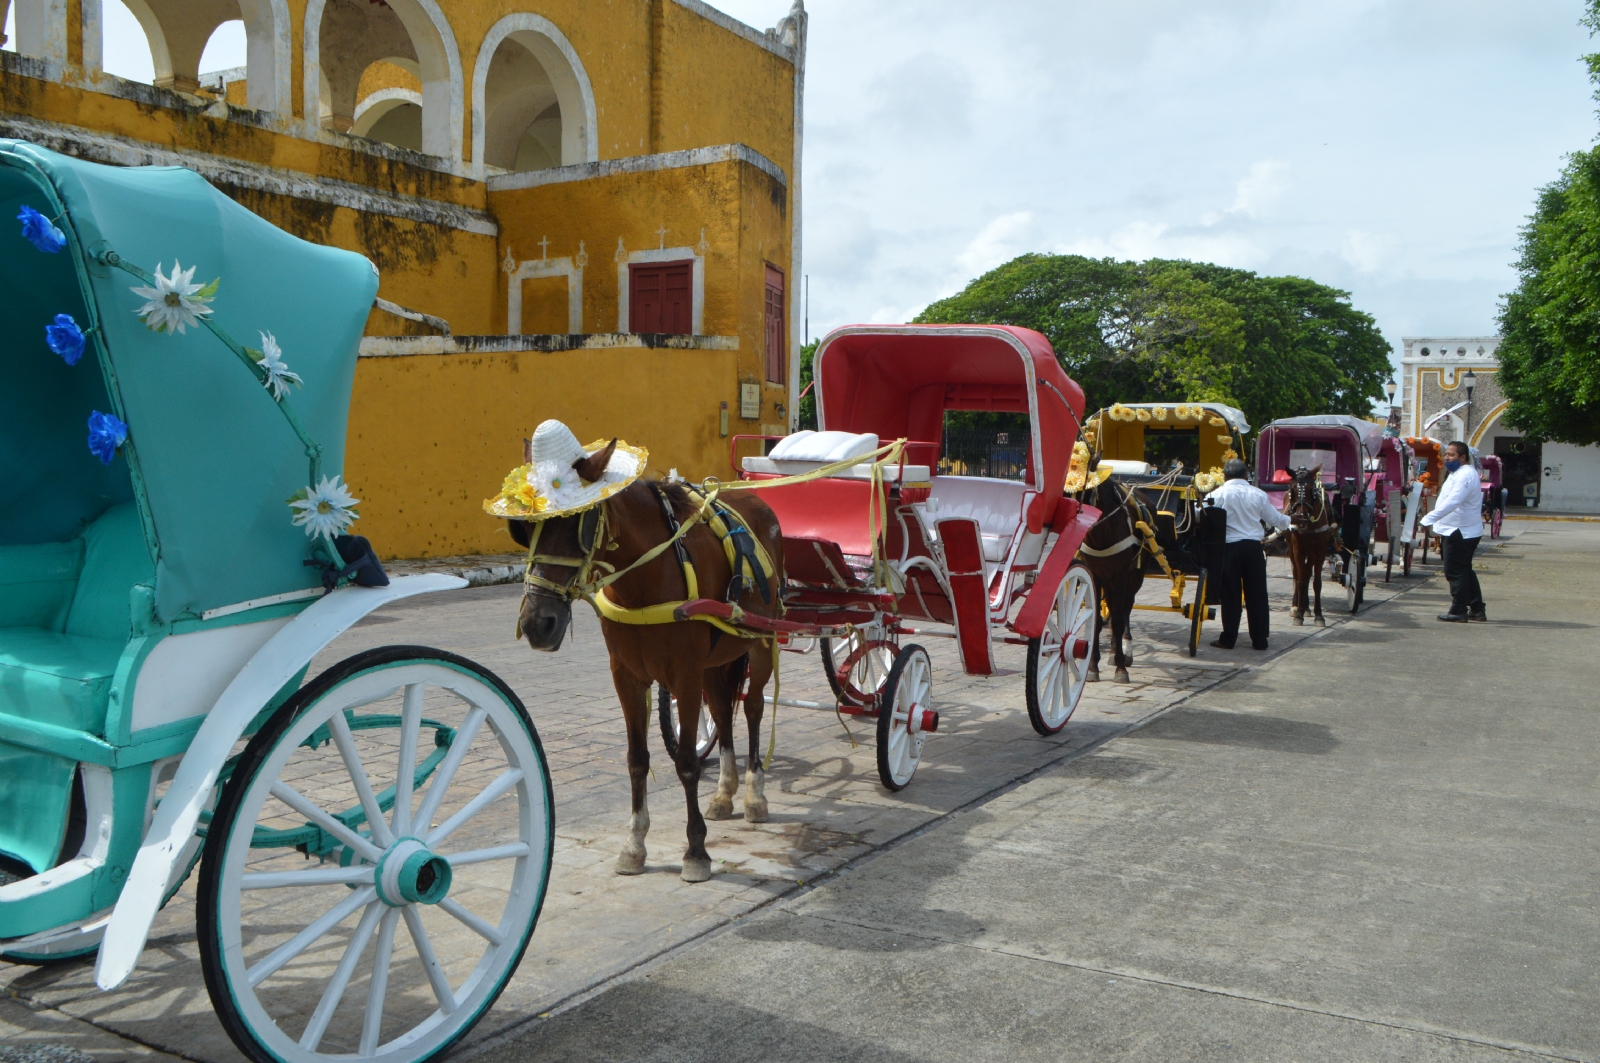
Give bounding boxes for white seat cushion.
[767,430,880,462]
[921,476,1030,562]
[741,457,931,482]
[1098,459,1154,476]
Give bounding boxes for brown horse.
[509,444,786,882]
[1284,465,1333,627]
[1075,476,1149,683]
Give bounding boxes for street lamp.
[1463,370,1476,439]
[1383,378,1399,436]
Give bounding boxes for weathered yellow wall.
[346,344,739,557]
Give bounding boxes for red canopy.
[814,325,1085,530]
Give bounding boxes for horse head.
[509,440,618,652]
[1285,465,1327,530]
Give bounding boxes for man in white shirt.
[1419,440,1486,622]
[1206,459,1293,651]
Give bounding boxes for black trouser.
[1440,530,1484,616]
[1218,540,1270,649]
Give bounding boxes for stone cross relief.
[655,224,669,250]
[538,236,551,262]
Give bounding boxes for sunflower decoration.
[1065,439,1111,493]
[1220,447,1239,463]
[1152,406,1168,421]
[1193,467,1225,493]
[1208,416,1227,428]
[1135,408,1152,422]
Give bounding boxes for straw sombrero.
[484,419,648,520]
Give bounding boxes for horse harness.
[519,483,777,640]
[1286,477,1332,536]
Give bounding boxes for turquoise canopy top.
[0,141,379,622]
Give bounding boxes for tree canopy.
[1494,2,1600,446]
[912,254,1391,431]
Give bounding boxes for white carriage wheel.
[875,645,933,791]
[821,623,898,709]
[655,684,719,762]
[197,648,553,1063]
[1026,565,1095,736]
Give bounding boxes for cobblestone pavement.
[1,547,1433,1063]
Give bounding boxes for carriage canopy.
[0,141,378,623]
[1256,415,1386,487]
[813,325,1085,527]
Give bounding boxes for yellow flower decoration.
[1135,408,1152,422]
[1216,434,1233,445]
[484,463,549,517]
[1152,406,1168,420]
[1209,416,1227,427]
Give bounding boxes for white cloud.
[1229,160,1289,218]
[954,211,1037,278]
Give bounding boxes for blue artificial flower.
[45,313,87,365]
[17,205,66,254]
[87,410,128,466]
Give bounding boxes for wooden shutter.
[764,265,785,383]
[629,261,693,333]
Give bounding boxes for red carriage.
[716,325,1100,790]
[1255,415,1413,609]
[1480,453,1505,538]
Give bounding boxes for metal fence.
[938,427,1028,480]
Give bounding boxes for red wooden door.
[764,264,785,383]
[629,261,693,333]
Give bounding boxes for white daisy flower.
[534,459,585,508]
[289,475,360,538]
[130,261,216,334]
[256,331,303,401]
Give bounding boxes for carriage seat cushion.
[767,430,880,463]
[0,540,84,631]
[64,502,155,644]
[741,457,932,483]
[921,476,1031,562]
[0,627,125,734]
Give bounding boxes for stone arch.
[91,0,289,112]
[1470,400,1512,449]
[303,0,463,161]
[470,13,596,174]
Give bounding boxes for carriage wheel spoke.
[299,898,384,1049]
[392,683,424,837]
[440,842,532,866]
[360,908,400,1056]
[426,769,524,847]
[269,782,384,864]
[247,887,376,988]
[242,865,376,890]
[329,712,396,849]
[438,897,505,946]
[401,905,457,1015]
[413,706,488,837]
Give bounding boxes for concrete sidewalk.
[471,521,1600,1062]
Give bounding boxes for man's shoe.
[1468,610,1488,622]
[1209,638,1234,649]
[1251,644,1269,651]
[1437,613,1469,623]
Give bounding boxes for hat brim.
[484,439,649,520]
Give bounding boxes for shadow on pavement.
[1135,707,1339,756]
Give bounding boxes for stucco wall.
[1540,443,1600,513]
[346,339,740,557]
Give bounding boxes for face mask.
[1443,459,1462,474]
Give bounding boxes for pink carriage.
[710,325,1101,790]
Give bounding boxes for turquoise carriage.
[0,142,553,1063]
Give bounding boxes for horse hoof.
[705,796,734,821]
[681,856,713,882]
[1314,617,1326,628]
[1293,616,1303,626]
[744,798,769,824]
[615,848,646,876]
[1087,670,1100,683]
[1114,669,1130,684]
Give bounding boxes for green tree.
[1496,6,1600,445]
[795,339,819,430]
[915,253,1387,430]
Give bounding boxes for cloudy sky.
[19,0,1594,376]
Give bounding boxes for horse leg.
[1290,546,1305,625]
[1110,582,1133,684]
[672,681,714,882]
[741,647,772,823]
[612,664,652,876]
[1312,544,1326,626]
[1087,589,1104,683]
[703,660,740,821]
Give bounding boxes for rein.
[1286,478,1331,536]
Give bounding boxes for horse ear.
[522,438,533,464]
[573,438,618,484]
[1308,463,1322,480]
[508,519,533,549]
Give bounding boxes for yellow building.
[0,0,805,556]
